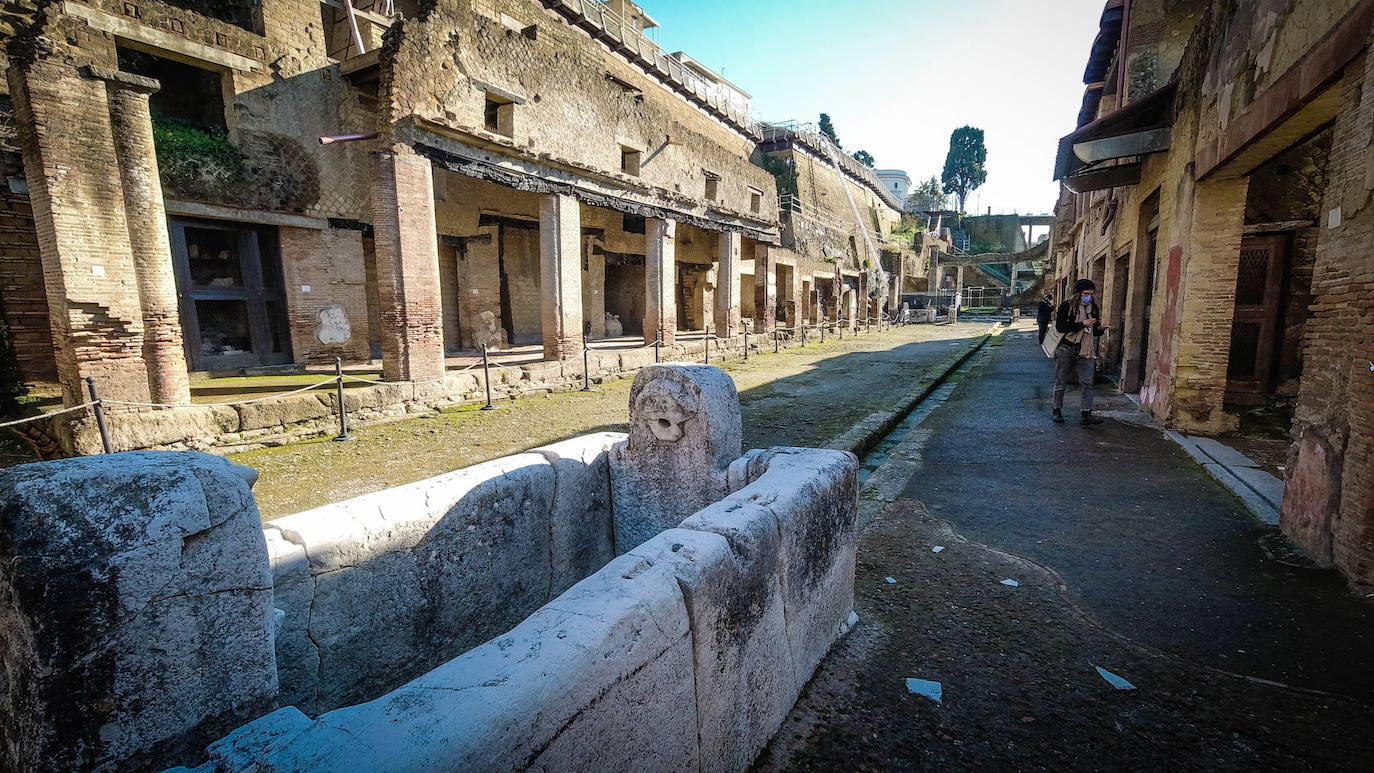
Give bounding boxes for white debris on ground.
[885,577,897,584]
[932,546,945,553]
[1000,578,1020,587]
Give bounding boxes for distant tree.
[941,126,987,213]
[818,113,842,148]
[852,149,875,167]
[907,175,948,212]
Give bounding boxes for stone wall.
[264,432,621,716]
[178,445,857,773]
[380,0,778,233]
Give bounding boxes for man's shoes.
[1080,411,1103,425]
[1052,409,1064,423]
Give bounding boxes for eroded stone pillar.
[643,217,677,345]
[540,193,583,360]
[0,452,275,772]
[714,231,741,339]
[751,241,776,332]
[101,68,190,404]
[371,149,445,382]
[9,60,152,405]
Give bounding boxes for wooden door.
[1226,234,1288,399]
[170,218,291,372]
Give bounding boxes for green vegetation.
[151,114,245,200]
[819,112,842,148]
[852,149,875,168]
[754,152,797,199]
[907,175,948,212]
[941,126,988,213]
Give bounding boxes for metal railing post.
[774,329,780,353]
[332,357,354,442]
[654,335,661,363]
[704,336,710,364]
[581,333,593,392]
[84,376,113,454]
[820,323,825,343]
[481,344,497,410]
[743,330,749,361]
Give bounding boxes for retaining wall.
[178,446,858,773]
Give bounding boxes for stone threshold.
[1166,432,1284,526]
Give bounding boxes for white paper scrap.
[932,546,946,553]
[1000,579,1020,587]
[885,577,897,584]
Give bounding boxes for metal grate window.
[1234,248,1271,305]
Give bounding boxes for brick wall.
[279,225,372,364]
[0,183,55,383]
[1282,46,1374,587]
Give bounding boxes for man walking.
[1053,279,1106,425]
[1036,293,1054,344]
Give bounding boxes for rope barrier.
[0,402,96,429]
[104,378,338,408]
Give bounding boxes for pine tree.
[818,113,842,148]
[941,126,987,213]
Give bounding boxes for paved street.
[760,329,1374,771]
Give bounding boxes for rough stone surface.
[265,453,558,715]
[0,451,276,773]
[531,432,625,595]
[609,363,742,551]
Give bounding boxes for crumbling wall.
[380,0,777,229]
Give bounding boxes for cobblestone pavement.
[235,322,992,518]
[758,330,1374,772]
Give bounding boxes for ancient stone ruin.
[0,364,858,772]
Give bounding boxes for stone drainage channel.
[855,340,996,520]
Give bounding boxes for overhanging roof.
[1083,1,1126,85]
[1054,81,1177,181]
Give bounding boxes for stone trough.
[0,364,859,773]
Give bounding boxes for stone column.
[857,272,868,327]
[643,217,677,345]
[751,241,776,332]
[8,61,151,405]
[100,68,191,404]
[370,149,445,382]
[714,231,741,339]
[540,193,584,360]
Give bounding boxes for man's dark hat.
[1074,278,1096,292]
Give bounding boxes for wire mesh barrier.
[12,318,920,457]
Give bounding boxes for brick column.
[643,217,676,345]
[751,241,776,332]
[9,60,151,405]
[100,68,190,404]
[370,149,445,382]
[540,193,583,361]
[714,231,741,339]
[1164,175,1250,432]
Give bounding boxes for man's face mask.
[1081,294,1093,304]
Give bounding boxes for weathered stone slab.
[667,503,798,771]
[610,363,742,551]
[266,453,557,714]
[745,447,860,689]
[0,452,275,773]
[531,432,625,594]
[186,540,699,773]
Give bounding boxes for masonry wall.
[380,0,777,231]
[0,177,52,381]
[279,226,372,363]
[184,444,858,773]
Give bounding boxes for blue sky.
[640,0,1105,215]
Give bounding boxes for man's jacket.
[1055,299,1106,338]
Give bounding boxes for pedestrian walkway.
[760,330,1374,771]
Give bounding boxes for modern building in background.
[1050,0,1374,588]
[874,169,912,210]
